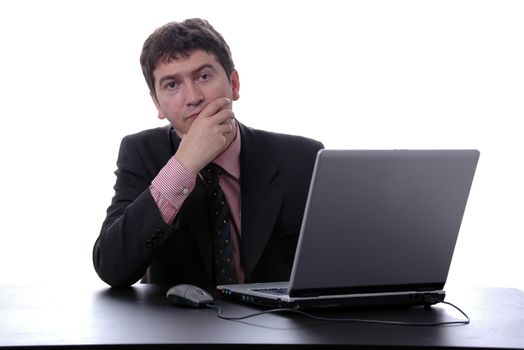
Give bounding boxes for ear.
[150,91,167,120]
[230,70,240,101]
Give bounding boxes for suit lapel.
[238,124,283,281]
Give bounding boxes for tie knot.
[201,163,222,187]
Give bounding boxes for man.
[93,19,324,289]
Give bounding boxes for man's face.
[151,49,240,137]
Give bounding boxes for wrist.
[174,152,202,177]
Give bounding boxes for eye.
[166,81,178,89]
[200,73,211,81]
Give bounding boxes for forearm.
[93,189,176,287]
[94,138,197,287]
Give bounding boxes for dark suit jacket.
[93,123,324,288]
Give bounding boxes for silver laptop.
[217,149,480,309]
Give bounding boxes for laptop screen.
[288,150,479,297]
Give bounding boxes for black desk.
[1,284,523,349]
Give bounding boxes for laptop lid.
[287,149,479,298]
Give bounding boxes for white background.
[0,0,522,291]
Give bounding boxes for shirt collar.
[214,121,241,180]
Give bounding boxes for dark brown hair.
[140,18,235,95]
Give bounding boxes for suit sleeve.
[92,135,179,287]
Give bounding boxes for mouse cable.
[205,301,470,326]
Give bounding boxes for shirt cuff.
[150,156,197,224]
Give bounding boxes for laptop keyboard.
[252,287,288,295]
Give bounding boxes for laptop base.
[218,283,445,310]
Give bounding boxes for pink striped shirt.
[150,124,245,283]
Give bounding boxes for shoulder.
[122,125,172,146]
[253,128,322,147]
[242,124,324,160]
[116,125,173,174]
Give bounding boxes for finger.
[199,97,232,119]
[218,120,234,136]
[210,107,235,125]
[224,118,236,130]
[211,119,234,137]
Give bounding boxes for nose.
[185,81,204,106]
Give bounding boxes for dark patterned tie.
[201,163,235,285]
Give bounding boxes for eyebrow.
[157,63,216,87]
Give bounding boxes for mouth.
[185,110,202,121]
[184,115,198,125]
